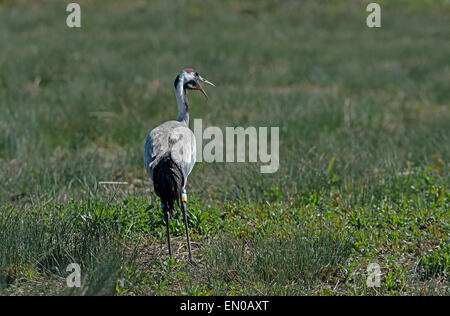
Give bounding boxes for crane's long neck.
[174,76,189,125]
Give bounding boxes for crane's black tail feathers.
[152,153,184,218]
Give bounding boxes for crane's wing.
[168,125,196,181]
[144,121,196,183]
[144,133,156,179]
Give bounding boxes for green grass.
[0,0,449,295]
[201,230,353,295]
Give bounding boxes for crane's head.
[174,68,215,99]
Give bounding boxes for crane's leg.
[162,202,172,258]
[181,189,196,264]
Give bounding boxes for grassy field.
[0,0,448,295]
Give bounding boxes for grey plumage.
[144,120,196,187]
[144,68,215,262]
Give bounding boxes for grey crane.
[144,68,215,263]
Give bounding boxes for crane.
[144,68,215,263]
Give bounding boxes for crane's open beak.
[196,76,215,99]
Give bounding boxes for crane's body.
[144,68,214,262]
[144,120,196,188]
